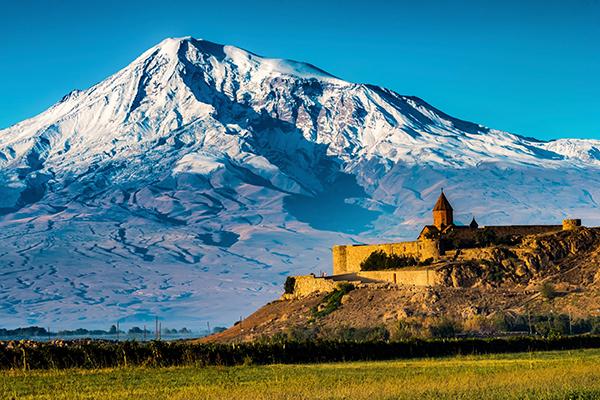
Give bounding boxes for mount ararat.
[1,37,600,328]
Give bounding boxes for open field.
[2,349,600,400]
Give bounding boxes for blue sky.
[1,0,599,140]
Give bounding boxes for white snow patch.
[173,153,225,175]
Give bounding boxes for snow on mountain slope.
[1,36,600,329]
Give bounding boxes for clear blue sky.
[1,0,599,140]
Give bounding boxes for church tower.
[433,190,453,230]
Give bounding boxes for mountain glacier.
[1,37,600,328]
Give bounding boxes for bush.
[391,318,424,340]
[540,282,558,300]
[428,318,461,338]
[591,318,600,335]
[360,251,421,271]
[328,326,390,342]
[463,315,499,334]
[337,283,355,293]
[284,277,296,294]
[285,326,318,342]
[312,283,355,318]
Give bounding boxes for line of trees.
[0,325,195,338]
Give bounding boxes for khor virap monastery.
[285,191,583,297]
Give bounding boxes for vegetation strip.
[4,335,600,370]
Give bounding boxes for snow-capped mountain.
[1,37,600,328]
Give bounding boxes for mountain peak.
[154,36,226,59]
[143,36,346,85]
[3,36,600,172]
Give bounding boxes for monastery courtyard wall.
[286,268,443,298]
[332,240,440,275]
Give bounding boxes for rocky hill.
[203,228,600,342]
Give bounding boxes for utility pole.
[159,322,162,340]
[155,317,159,340]
[207,321,210,335]
[143,325,146,341]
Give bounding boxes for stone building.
[332,190,581,276]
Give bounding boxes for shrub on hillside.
[285,326,318,342]
[463,314,504,334]
[328,326,390,342]
[312,283,355,318]
[540,282,558,300]
[391,318,425,340]
[427,318,461,338]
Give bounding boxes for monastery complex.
[286,191,583,298]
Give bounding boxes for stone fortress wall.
[285,268,444,298]
[475,225,562,238]
[332,223,580,277]
[441,225,563,245]
[332,240,440,275]
[282,275,340,299]
[355,269,443,286]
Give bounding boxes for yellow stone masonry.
[332,240,439,275]
[356,269,442,286]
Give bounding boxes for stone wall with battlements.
[482,225,563,237]
[441,225,564,249]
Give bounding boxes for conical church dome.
[433,191,453,211]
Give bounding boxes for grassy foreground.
[2,349,600,400]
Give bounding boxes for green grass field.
[2,349,600,399]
